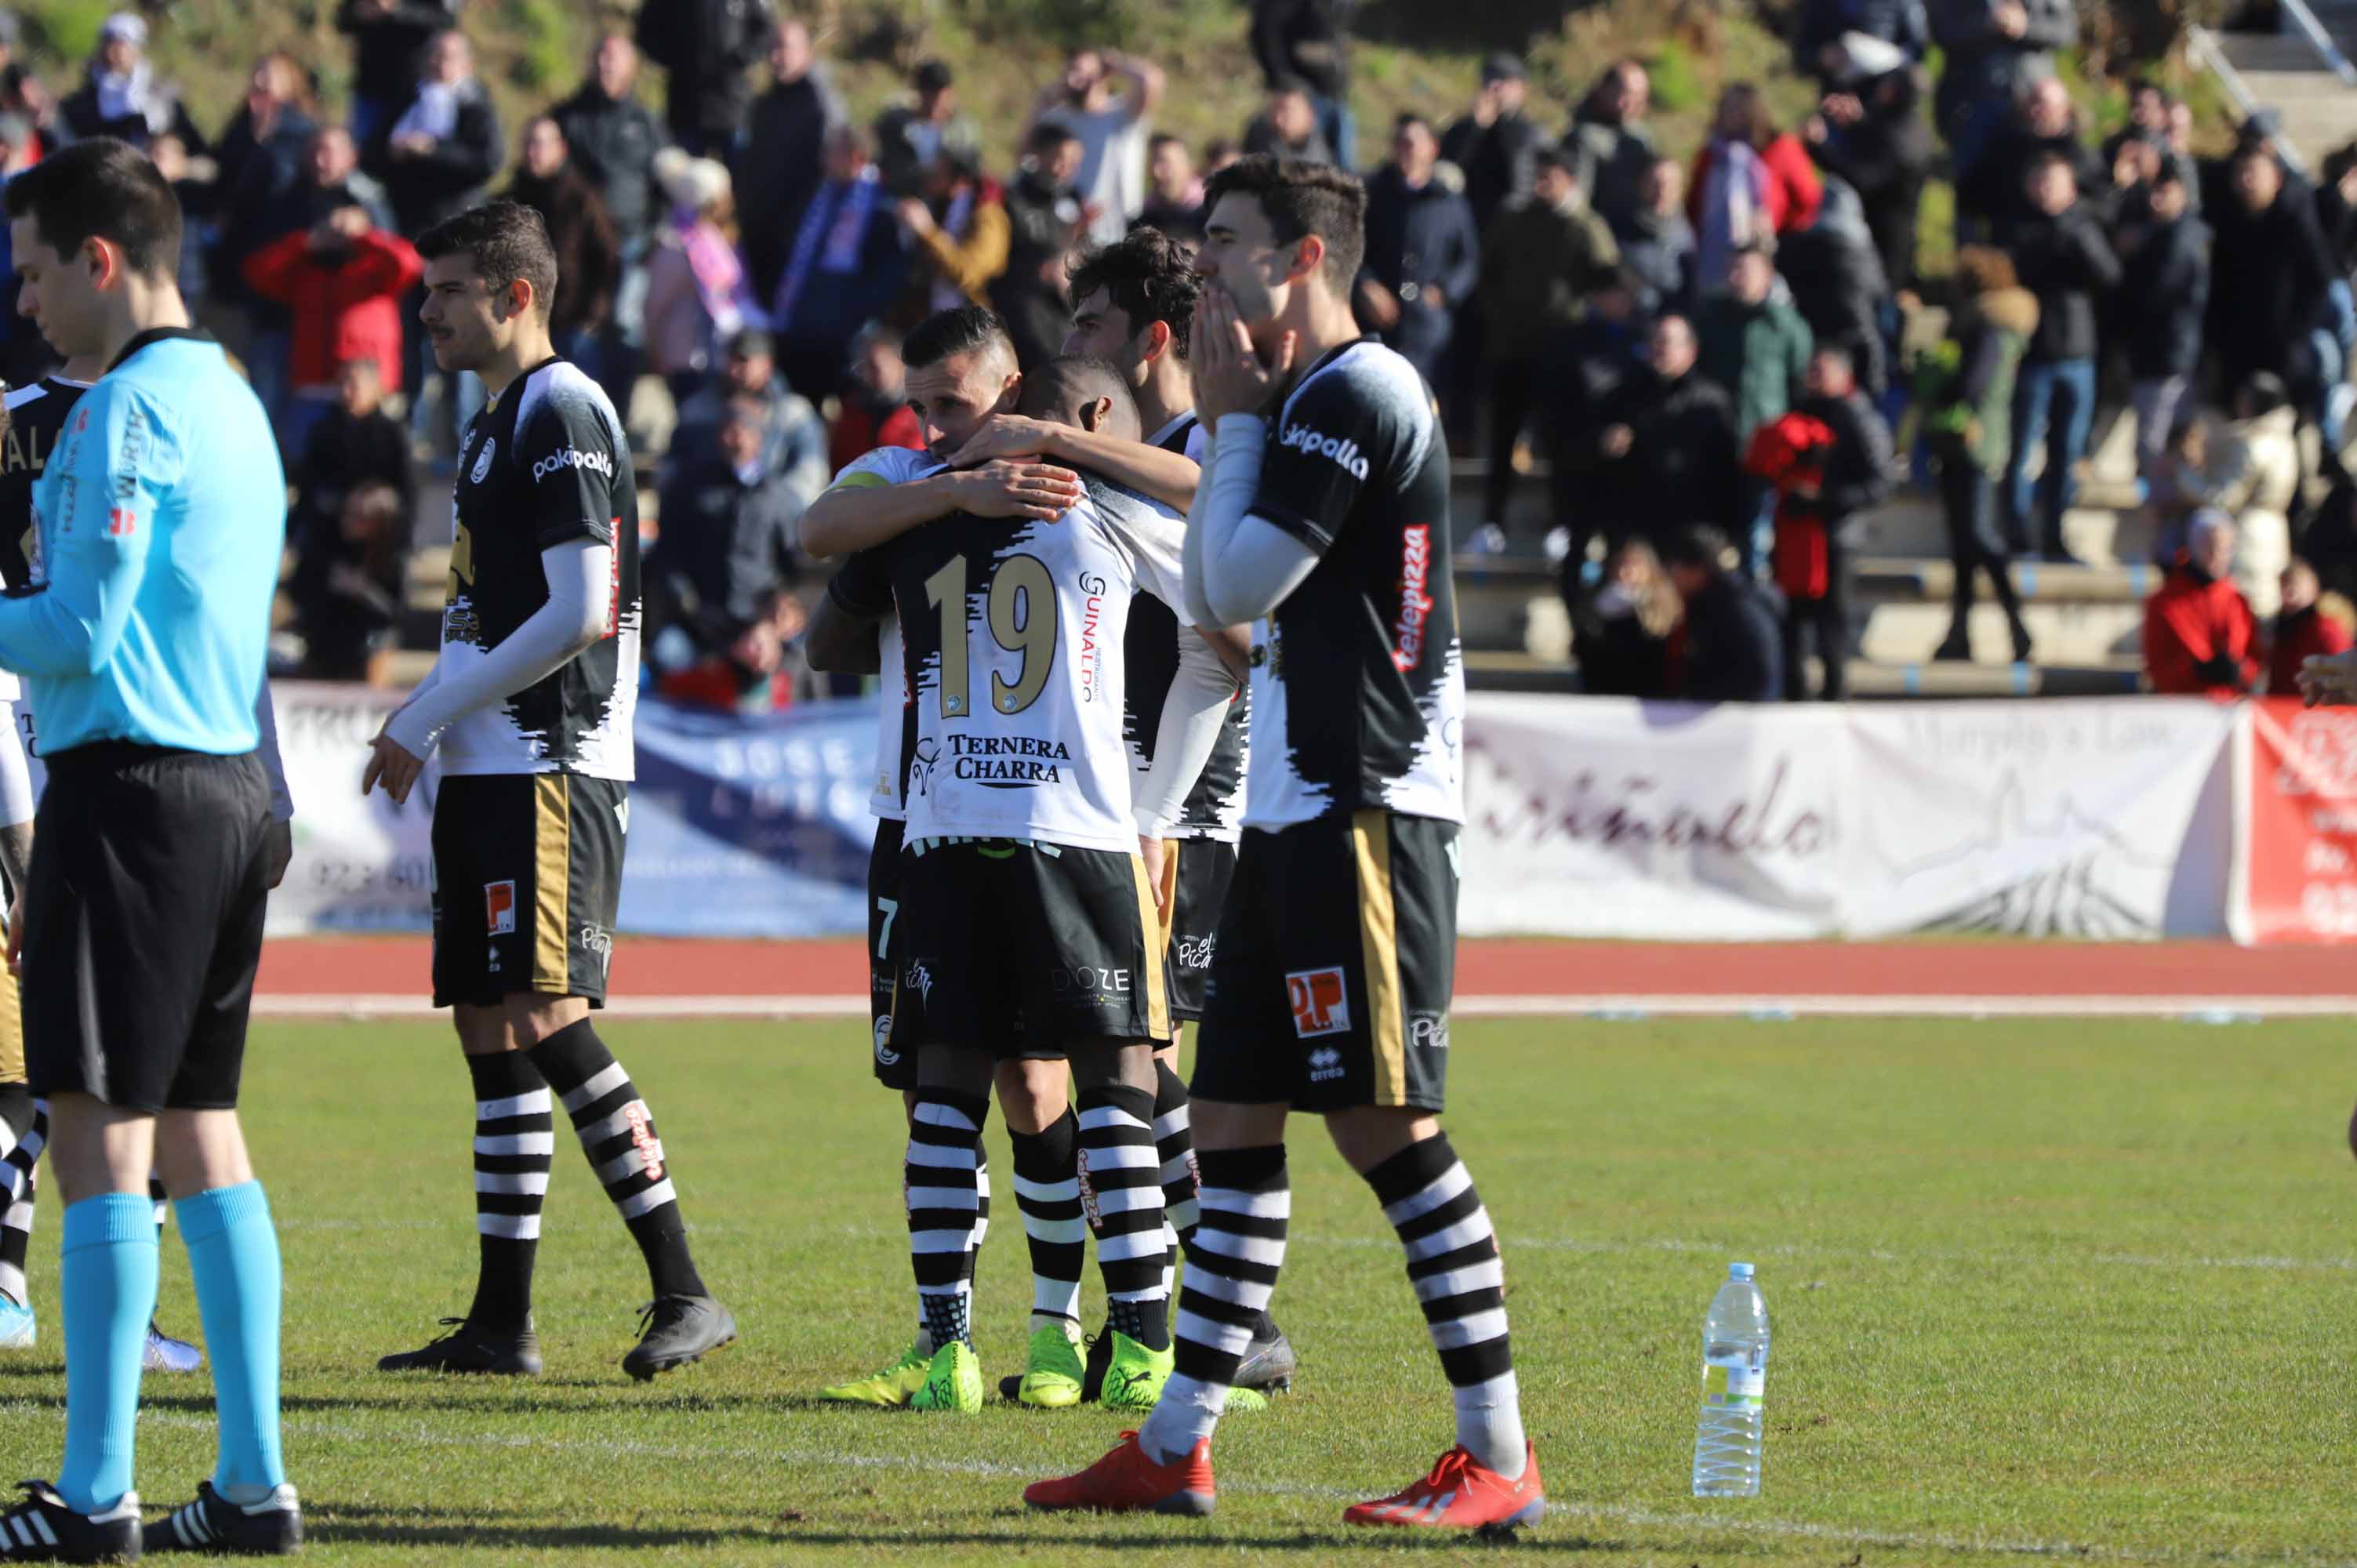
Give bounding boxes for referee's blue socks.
[178,1181,287,1498]
[58,1192,158,1514]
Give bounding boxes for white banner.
[1460,695,2237,941]
[267,681,438,936]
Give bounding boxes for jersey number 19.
[922,552,1059,719]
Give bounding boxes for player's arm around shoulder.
[0,381,171,676]
[799,445,1084,559]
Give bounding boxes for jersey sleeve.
[826,543,897,620]
[1251,368,1397,555]
[1102,495,1194,626]
[518,395,626,551]
[825,445,935,493]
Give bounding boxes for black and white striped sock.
[0,1091,40,1310]
[1367,1134,1526,1478]
[1077,1084,1168,1350]
[1139,1144,1287,1465]
[1008,1110,1084,1330]
[528,1019,708,1301]
[907,1090,988,1348]
[1152,1060,1199,1298]
[464,1052,554,1330]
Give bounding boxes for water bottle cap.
[1729,1261,1755,1280]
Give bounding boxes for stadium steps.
[2207,22,2357,169]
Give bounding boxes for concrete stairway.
[2207,14,2357,168]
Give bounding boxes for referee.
[0,138,301,1560]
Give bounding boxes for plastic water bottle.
[1691,1261,1770,1497]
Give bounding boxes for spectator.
[1776,346,1894,700]
[671,328,831,500]
[2002,150,2119,563]
[1244,77,1336,166]
[1928,0,2076,180]
[635,0,773,159]
[646,151,758,405]
[59,13,206,154]
[1475,145,1620,543]
[1793,0,1928,85]
[2320,141,2357,277]
[241,202,423,456]
[876,60,982,198]
[291,478,409,683]
[213,53,317,240]
[2112,159,2207,478]
[369,29,500,236]
[732,20,843,303]
[502,116,622,363]
[0,114,46,386]
[1356,112,1477,390]
[996,122,1091,370]
[1778,177,1890,397]
[1963,77,2103,238]
[2270,559,2354,695]
[1569,538,1683,699]
[1916,245,2038,664]
[1690,83,1822,293]
[1578,310,1743,564]
[2224,373,2301,617]
[650,394,812,709]
[768,125,907,404]
[291,356,412,550]
[0,13,55,157]
[1204,136,1243,178]
[2145,414,2247,565]
[1250,0,1353,171]
[657,585,811,713]
[1565,58,1656,239]
[1033,46,1164,245]
[898,148,1011,315]
[1664,524,1785,702]
[2208,143,2342,445]
[2145,509,2260,696]
[1440,53,1542,236]
[1536,269,1647,538]
[558,35,669,250]
[336,0,459,148]
[1137,133,1208,243]
[2201,111,2312,218]
[1804,47,1933,289]
[1696,240,1814,453]
[1618,157,1695,318]
[831,321,923,472]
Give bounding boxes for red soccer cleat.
[1343,1443,1545,1530]
[1022,1429,1216,1516]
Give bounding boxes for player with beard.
[1026,155,1544,1530]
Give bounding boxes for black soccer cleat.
[621,1294,735,1381]
[1234,1314,1298,1392]
[0,1480,140,1562]
[376,1316,543,1376]
[1079,1323,1113,1403]
[143,1482,301,1556]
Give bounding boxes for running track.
[252,938,2357,1018]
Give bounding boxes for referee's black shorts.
[23,744,272,1112]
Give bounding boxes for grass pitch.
[0,1014,2351,1565]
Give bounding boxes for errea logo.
[532,446,615,483]
[1309,1046,1346,1083]
[1279,421,1370,480]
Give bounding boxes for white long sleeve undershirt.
[1182,414,1322,630]
[1132,627,1237,837]
[385,540,612,757]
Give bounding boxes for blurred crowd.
[0,0,2351,706]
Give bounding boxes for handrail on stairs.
[2279,0,2357,87]
[2186,24,2312,177]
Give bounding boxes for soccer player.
[1027,155,1546,1529]
[825,350,1238,1414]
[0,135,300,1559]
[366,201,735,1381]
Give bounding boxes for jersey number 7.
[921,552,1059,719]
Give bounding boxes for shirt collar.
[107,325,212,376]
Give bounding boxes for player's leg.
[997,1053,1088,1408]
[905,1040,993,1412]
[0,1087,39,1345]
[143,1171,205,1374]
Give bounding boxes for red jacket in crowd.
[1689,132,1824,237]
[2268,604,2355,696]
[242,226,423,395]
[2145,568,2261,696]
[829,397,924,476]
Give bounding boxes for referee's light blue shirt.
[0,330,283,755]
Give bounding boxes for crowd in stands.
[1,1,2352,707]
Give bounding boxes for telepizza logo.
[623,1100,665,1181]
[1392,524,1434,671]
[1278,421,1371,479]
[485,880,517,936]
[1287,967,1350,1037]
[532,446,616,483]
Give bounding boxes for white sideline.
[249,992,2357,1020]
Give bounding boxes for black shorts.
[1193,810,1458,1114]
[431,773,626,1009]
[897,837,1169,1055]
[1162,837,1238,1024]
[866,815,916,1091]
[23,746,271,1112]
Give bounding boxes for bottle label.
[1705,1363,1764,1409]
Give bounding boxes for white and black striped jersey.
[1245,339,1465,827]
[821,445,948,823]
[440,358,641,779]
[1122,412,1248,843]
[0,376,91,705]
[833,474,1193,852]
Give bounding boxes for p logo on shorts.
[1287,967,1351,1038]
[485,880,518,936]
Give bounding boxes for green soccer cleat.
[1226,1385,1271,1412]
[818,1339,931,1406]
[1096,1329,1175,1413]
[910,1338,986,1412]
[1016,1323,1085,1408]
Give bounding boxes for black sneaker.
[1234,1315,1297,1392]
[621,1294,735,1381]
[376,1316,542,1376]
[143,1482,300,1555]
[0,1480,140,1562]
[1079,1324,1113,1403]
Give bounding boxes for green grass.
[3,1014,2354,1563]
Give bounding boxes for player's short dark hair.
[416,199,560,318]
[1067,228,1201,362]
[1203,154,1366,292]
[3,136,182,278]
[904,304,1015,372]
[1663,524,1733,572]
[1019,355,1137,429]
